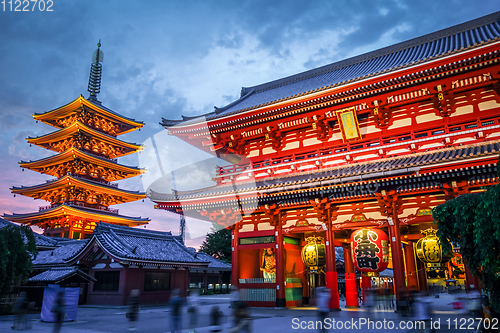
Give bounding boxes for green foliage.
[199,227,232,263]
[433,184,500,312]
[0,225,36,298]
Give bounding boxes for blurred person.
[229,299,251,333]
[187,289,199,333]
[408,286,418,316]
[210,305,223,332]
[12,291,28,330]
[399,287,410,317]
[364,288,375,310]
[384,287,394,309]
[413,292,435,333]
[51,290,66,333]
[316,286,331,333]
[126,289,140,331]
[466,288,481,318]
[168,289,183,333]
[230,285,240,308]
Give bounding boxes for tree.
[0,223,36,298]
[432,156,500,312]
[199,227,232,263]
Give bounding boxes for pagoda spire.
[87,40,103,102]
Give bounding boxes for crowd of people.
[125,285,251,333]
[8,284,495,332]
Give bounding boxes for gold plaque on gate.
[336,107,362,142]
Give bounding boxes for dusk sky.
[1,1,499,248]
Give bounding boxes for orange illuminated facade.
[151,14,500,308]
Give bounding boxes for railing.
[238,278,276,284]
[72,173,118,188]
[239,288,276,302]
[45,174,118,188]
[39,204,55,211]
[39,202,119,214]
[217,115,500,180]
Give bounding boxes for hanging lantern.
[415,228,452,266]
[351,228,389,272]
[301,236,326,271]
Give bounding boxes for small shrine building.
[28,221,230,305]
[151,12,500,309]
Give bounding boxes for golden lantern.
[301,236,326,271]
[416,228,453,267]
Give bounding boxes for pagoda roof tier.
[149,140,500,204]
[20,147,144,182]
[161,12,500,128]
[33,96,144,135]
[11,174,146,205]
[27,120,143,158]
[3,203,149,227]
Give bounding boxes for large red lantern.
[351,228,389,272]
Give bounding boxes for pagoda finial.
[87,40,104,102]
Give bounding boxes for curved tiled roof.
[32,240,89,267]
[93,223,210,265]
[34,95,144,126]
[29,267,96,284]
[32,223,213,268]
[195,252,231,270]
[162,12,500,126]
[34,233,76,249]
[186,248,231,270]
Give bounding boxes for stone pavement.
[0,293,480,333]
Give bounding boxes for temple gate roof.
[162,12,500,126]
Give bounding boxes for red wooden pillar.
[416,259,428,291]
[388,200,406,304]
[324,210,340,310]
[275,216,286,307]
[231,225,239,290]
[361,274,371,304]
[463,263,481,291]
[344,244,359,307]
[404,241,418,290]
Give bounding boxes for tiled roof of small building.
[32,240,89,267]
[0,217,17,229]
[34,233,76,249]
[91,223,210,265]
[186,248,231,270]
[162,12,500,126]
[196,252,231,270]
[29,267,96,284]
[31,223,212,268]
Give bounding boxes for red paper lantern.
[351,228,389,272]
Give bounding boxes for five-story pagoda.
[4,42,149,238]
